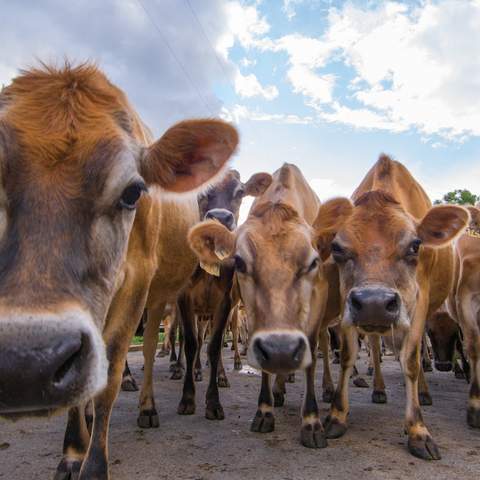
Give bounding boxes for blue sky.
[1,0,479,220]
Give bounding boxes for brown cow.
[315,155,468,460]
[0,63,237,479]
[447,205,480,428]
[188,163,333,448]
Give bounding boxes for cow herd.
[0,63,479,480]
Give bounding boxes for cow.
[315,155,469,460]
[188,163,334,448]
[0,62,238,480]
[447,205,480,428]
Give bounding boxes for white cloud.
[283,0,304,20]
[309,177,353,201]
[221,104,313,125]
[234,70,279,100]
[240,57,257,68]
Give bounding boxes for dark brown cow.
[0,63,237,479]
[315,155,468,460]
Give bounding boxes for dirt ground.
[1,347,479,480]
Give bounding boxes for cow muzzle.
[248,331,312,374]
[348,287,401,333]
[0,308,107,417]
[434,360,453,372]
[205,208,236,231]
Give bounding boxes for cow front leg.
[170,321,185,379]
[194,319,206,381]
[251,371,275,433]
[54,404,90,480]
[217,333,230,388]
[371,335,387,404]
[401,338,441,460]
[272,375,287,407]
[121,360,139,392]
[324,327,358,439]
[319,329,334,403]
[137,303,165,428]
[177,292,198,415]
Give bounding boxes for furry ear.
[466,205,480,229]
[141,119,238,193]
[243,172,272,197]
[188,220,236,276]
[313,198,353,260]
[417,205,469,247]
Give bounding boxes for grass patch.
[131,333,166,346]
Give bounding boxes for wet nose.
[205,208,236,231]
[434,360,453,372]
[252,333,310,374]
[348,288,400,332]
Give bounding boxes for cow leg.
[273,375,287,407]
[401,331,441,460]
[217,333,230,388]
[324,327,358,439]
[371,335,387,404]
[251,371,275,433]
[171,322,185,379]
[301,347,328,448]
[319,329,334,403]
[232,307,243,370]
[418,365,433,406]
[422,333,433,372]
[205,275,233,420]
[137,303,166,428]
[169,317,178,364]
[54,404,90,480]
[121,360,138,392]
[177,292,198,415]
[194,318,205,382]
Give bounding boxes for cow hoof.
[287,373,295,383]
[194,370,203,382]
[137,408,160,428]
[170,366,184,380]
[54,457,82,480]
[273,391,285,407]
[372,390,387,404]
[251,410,275,433]
[323,415,347,439]
[177,398,195,415]
[408,434,441,460]
[205,401,225,420]
[333,357,340,364]
[454,369,466,380]
[419,392,433,406]
[367,366,374,376]
[423,361,433,372]
[121,376,139,392]
[322,388,334,404]
[217,375,230,388]
[301,421,328,449]
[467,406,480,428]
[157,349,169,358]
[353,377,369,388]
[234,359,243,370]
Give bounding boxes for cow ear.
[188,220,235,275]
[141,119,239,193]
[417,205,469,247]
[465,205,480,228]
[244,172,272,197]
[313,198,353,260]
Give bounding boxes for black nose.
[0,332,86,414]
[205,208,236,231]
[348,288,400,332]
[434,361,453,372]
[253,334,307,373]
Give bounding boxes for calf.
[316,155,468,460]
[0,63,237,479]
[447,205,480,428]
[188,163,332,448]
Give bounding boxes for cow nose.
[434,360,453,372]
[348,288,400,332]
[251,333,311,374]
[205,208,236,231]
[0,310,107,416]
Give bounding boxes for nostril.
[52,335,84,386]
[350,294,362,312]
[291,338,305,362]
[385,295,399,313]
[254,339,270,362]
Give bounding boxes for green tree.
[434,189,479,205]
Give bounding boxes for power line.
[135,0,215,116]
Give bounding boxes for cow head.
[0,63,237,417]
[426,310,459,372]
[314,192,469,335]
[197,169,271,231]
[189,200,328,375]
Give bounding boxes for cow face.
[197,170,271,231]
[314,192,469,335]
[189,201,328,375]
[426,310,459,371]
[0,64,237,417]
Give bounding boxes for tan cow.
[0,63,237,480]
[315,155,468,460]
[189,163,334,448]
[447,205,480,428]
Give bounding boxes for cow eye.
[331,241,347,263]
[234,188,245,199]
[234,255,247,274]
[407,239,422,256]
[119,182,147,210]
[307,257,320,273]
